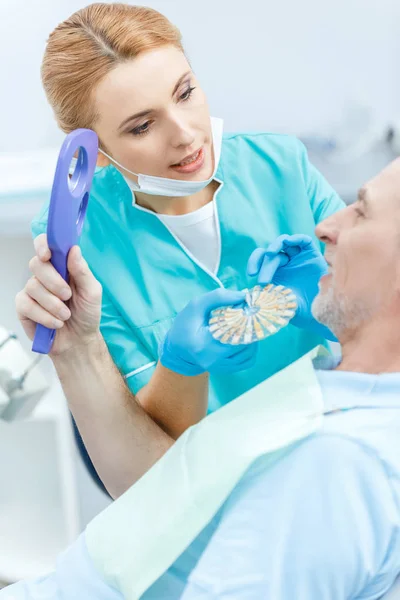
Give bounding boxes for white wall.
[2,0,399,152]
[145,0,400,134]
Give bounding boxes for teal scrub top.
[32,132,345,412]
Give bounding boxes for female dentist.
[17,3,343,459]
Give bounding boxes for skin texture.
[313,157,400,373]
[94,46,218,215]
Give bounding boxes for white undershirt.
[158,200,220,274]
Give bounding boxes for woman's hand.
[247,234,336,340]
[160,288,258,376]
[16,234,103,356]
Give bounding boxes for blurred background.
[1,0,400,588]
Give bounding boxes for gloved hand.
[247,234,337,341]
[160,289,258,376]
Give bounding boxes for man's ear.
[97,151,110,167]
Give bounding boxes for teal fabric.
[31,132,344,412]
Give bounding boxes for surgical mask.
[101,116,223,198]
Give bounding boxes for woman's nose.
[169,118,196,148]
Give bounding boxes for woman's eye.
[131,121,151,136]
[179,86,196,101]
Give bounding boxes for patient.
[4,159,400,598]
[178,163,400,598]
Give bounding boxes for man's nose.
[316,204,353,243]
[315,212,340,245]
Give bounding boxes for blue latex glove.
[160,289,258,376]
[247,234,337,341]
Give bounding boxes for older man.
[178,161,400,599]
[5,159,400,599]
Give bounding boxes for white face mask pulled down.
[99,117,223,198]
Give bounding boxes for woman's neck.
[134,180,220,216]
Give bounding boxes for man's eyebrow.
[118,71,192,132]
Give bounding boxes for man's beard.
[311,284,374,338]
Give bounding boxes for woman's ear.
[97,151,110,167]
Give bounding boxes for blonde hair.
[41,3,184,133]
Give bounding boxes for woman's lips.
[170,147,205,174]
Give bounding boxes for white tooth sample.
[208,284,297,345]
[180,150,200,166]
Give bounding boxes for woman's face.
[93,46,213,182]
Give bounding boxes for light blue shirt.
[177,363,400,599]
[3,361,400,599]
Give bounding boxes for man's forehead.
[358,158,400,210]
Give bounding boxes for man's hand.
[16,234,102,356]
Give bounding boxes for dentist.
[17,2,343,485]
